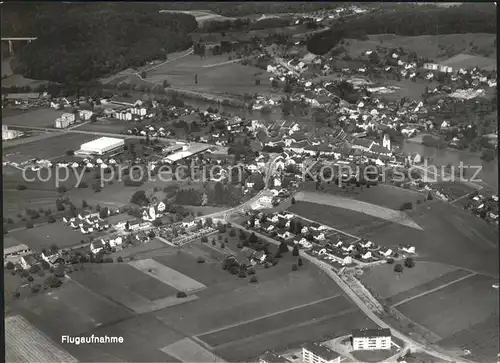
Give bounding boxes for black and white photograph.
[2,2,498,363]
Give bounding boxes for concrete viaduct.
[1,37,37,54]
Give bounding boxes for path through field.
[295,191,423,230]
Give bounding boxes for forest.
[307,3,497,55]
[3,3,197,83]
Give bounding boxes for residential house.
[182,215,197,229]
[108,236,123,249]
[20,254,42,270]
[423,63,438,71]
[302,342,341,363]
[79,110,93,121]
[90,240,106,254]
[352,328,392,351]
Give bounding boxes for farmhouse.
[20,254,42,270]
[302,342,341,363]
[76,137,125,156]
[351,328,392,351]
[4,243,32,266]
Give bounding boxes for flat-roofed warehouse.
[77,137,125,156]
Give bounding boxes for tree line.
[5,3,197,83]
[307,4,496,55]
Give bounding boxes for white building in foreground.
[302,342,341,363]
[352,328,392,351]
[76,137,125,156]
[2,125,24,140]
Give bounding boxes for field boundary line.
[202,58,243,68]
[392,273,477,308]
[210,307,358,350]
[196,294,341,337]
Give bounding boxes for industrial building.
[259,351,291,363]
[76,137,125,156]
[2,125,24,140]
[54,112,76,128]
[351,328,392,351]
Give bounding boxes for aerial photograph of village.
[2,2,498,363]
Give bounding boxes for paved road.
[227,221,476,363]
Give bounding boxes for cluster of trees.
[307,4,495,55]
[200,18,250,33]
[175,188,203,206]
[130,190,150,206]
[5,3,197,83]
[209,182,243,206]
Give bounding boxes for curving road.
[227,219,476,363]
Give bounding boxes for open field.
[3,133,97,162]
[351,348,398,363]
[359,261,461,300]
[77,119,130,134]
[8,222,92,250]
[3,107,67,128]
[161,338,225,363]
[146,53,272,96]
[152,242,348,340]
[344,33,496,61]
[288,200,499,276]
[396,274,499,361]
[441,52,497,71]
[128,258,207,293]
[198,295,351,347]
[159,9,235,26]
[294,190,423,230]
[301,182,425,210]
[76,314,184,362]
[12,279,133,337]
[6,315,78,363]
[432,181,477,201]
[70,262,201,314]
[214,309,376,362]
[2,73,48,88]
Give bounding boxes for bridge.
[1,37,37,54]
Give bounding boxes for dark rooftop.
[352,328,391,338]
[260,351,290,363]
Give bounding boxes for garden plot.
[128,258,207,293]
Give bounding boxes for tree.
[400,202,413,211]
[31,284,41,293]
[249,232,258,243]
[26,221,34,228]
[386,258,394,264]
[82,200,88,208]
[249,275,258,283]
[394,264,403,273]
[5,261,15,270]
[17,184,27,191]
[56,199,65,211]
[292,264,298,271]
[298,257,303,266]
[291,197,296,204]
[117,256,124,263]
[176,291,187,298]
[201,235,208,243]
[279,241,289,253]
[404,257,415,268]
[130,190,149,206]
[292,244,299,256]
[197,257,205,263]
[229,229,236,237]
[44,275,62,288]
